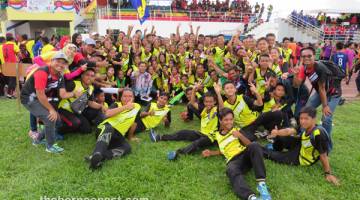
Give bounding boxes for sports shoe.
[149,129,159,142]
[32,138,47,146]
[338,98,345,106]
[257,181,271,200]
[167,151,178,160]
[46,144,64,153]
[265,143,274,151]
[248,194,259,200]
[89,152,103,170]
[255,130,268,139]
[28,130,39,140]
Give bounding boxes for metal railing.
[96,7,255,23]
[285,14,324,40]
[285,14,360,43]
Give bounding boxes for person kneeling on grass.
[150,83,222,160]
[127,91,171,141]
[263,106,340,186]
[202,108,271,200]
[21,52,75,153]
[86,89,141,170]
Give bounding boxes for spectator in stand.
[266,4,273,22]
[254,2,260,14]
[243,14,250,32]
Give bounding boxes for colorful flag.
[130,0,150,24]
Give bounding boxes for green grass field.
[0,99,360,200]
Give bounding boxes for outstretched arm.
[202,149,222,157]
[320,153,340,186]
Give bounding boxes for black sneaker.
[89,152,103,170]
[149,129,159,142]
[338,98,345,106]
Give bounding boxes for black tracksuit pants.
[226,143,266,200]
[93,123,131,160]
[160,130,213,154]
[58,108,92,134]
[242,110,284,141]
[263,136,301,165]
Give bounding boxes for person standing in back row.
[293,47,341,148]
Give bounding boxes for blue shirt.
[33,40,43,57]
[332,52,348,71]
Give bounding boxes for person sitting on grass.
[20,52,74,153]
[219,81,284,141]
[263,106,340,186]
[127,91,171,141]
[149,83,223,160]
[85,88,108,125]
[202,108,272,200]
[58,68,104,134]
[179,84,207,122]
[86,89,141,170]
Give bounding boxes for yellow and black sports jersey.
[141,102,170,129]
[214,127,247,162]
[224,95,258,128]
[213,46,227,67]
[282,48,292,63]
[299,128,328,166]
[100,102,141,136]
[200,106,218,142]
[141,47,152,62]
[262,97,287,113]
[58,81,94,113]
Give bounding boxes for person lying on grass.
[263,106,340,186]
[86,89,141,170]
[149,83,223,160]
[202,108,272,200]
[127,91,171,142]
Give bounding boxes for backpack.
[315,61,345,96]
[317,60,346,81]
[309,125,333,154]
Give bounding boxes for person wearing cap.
[27,44,88,140]
[32,44,86,80]
[20,52,75,153]
[70,38,108,72]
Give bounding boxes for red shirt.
[297,65,306,81]
[73,52,85,65]
[338,26,345,34]
[330,27,337,35]
[33,67,59,90]
[243,15,249,24]
[2,41,19,63]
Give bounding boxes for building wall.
[96,19,245,37]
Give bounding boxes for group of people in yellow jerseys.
[16,25,342,200]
